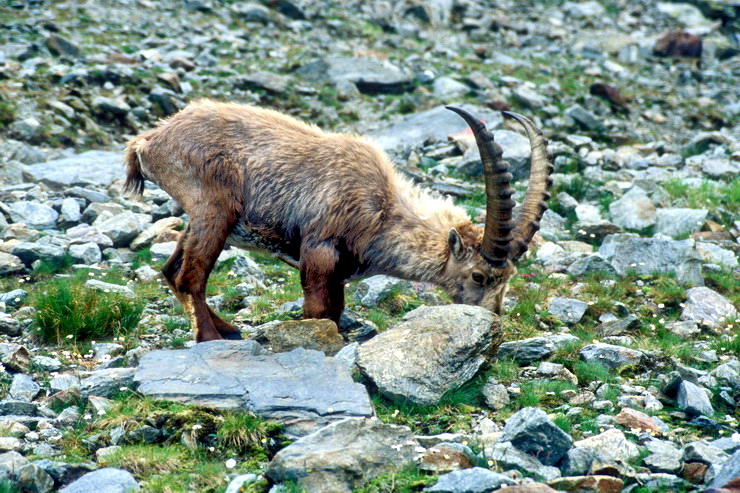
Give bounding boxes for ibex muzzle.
[124,101,552,342]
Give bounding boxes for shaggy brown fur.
[124,101,548,342]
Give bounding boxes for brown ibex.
[124,101,552,342]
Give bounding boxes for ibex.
[124,101,552,342]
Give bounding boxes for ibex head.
[440,107,553,315]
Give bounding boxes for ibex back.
[124,100,552,342]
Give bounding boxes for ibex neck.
[367,189,471,283]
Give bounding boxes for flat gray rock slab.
[134,340,373,437]
[425,467,516,492]
[23,151,124,190]
[356,305,500,406]
[60,467,139,493]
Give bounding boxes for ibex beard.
[124,100,552,342]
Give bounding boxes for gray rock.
[356,305,499,406]
[353,275,410,307]
[596,315,640,337]
[677,380,714,417]
[573,428,640,465]
[370,104,503,152]
[80,368,136,398]
[683,441,729,465]
[655,208,708,238]
[484,441,561,481]
[65,224,114,248]
[234,71,290,94]
[567,255,617,277]
[696,243,738,270]
[93,96,131,117]
[513,86,548,109]
[8,201,59,230]
[66,186,110,204]
[95,212,144,248]
[710,361,740,388]
[9,374,39,402]
[81,203,126,224]
[0,400,38,416]
[681,287,737,331]
[711,436,740,455]
[496,334,580,364]
[0,289,28,308]
[23,151,124,190]
[500,407,573,466]
[266,417,418,493]
[0,450,28,478]
[608,187,656,230]
[566,104,603,130]
[69,242,102,265]
[18,463,54,493]
[482,379,509,410]
[0,252,24,276]
[10,241,66,266]
[60,468,140,493]
[45,34,79,57]
[425,467,516,492]
[599,234,703,285]
[297,56,412,94]
[708,449,740,489]
[135,341,372,437]
[666,320,700,339]
[457,129,533,180]
[433,77,469,98]
[0,313,21,337]
[84,280,135,298]
[644,439,682,475]
[579,343,645,370]
[33,356,62,372]
[549,297,588,324]
[149,241,177,261]
[60,197,82,223]
[565,0,606,17]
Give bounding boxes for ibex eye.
[472,272,486,284]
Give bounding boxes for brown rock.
[684,462,708,484]
[590,84,627,110]
[249,319,345,355]
[614,408,663,435]
[419,443,474,473]
[157,72,182,93]
[549,475,624,493]
[498,484,558,493]
[654,30,702,58]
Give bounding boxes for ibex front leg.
[300,243,345,324]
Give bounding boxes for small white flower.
[732,433,740,443]
[192,424,202,431]
[225,458,237,469]
[65,334,74,340]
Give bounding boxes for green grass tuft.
[32,279,144,344]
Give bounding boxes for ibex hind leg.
[169,207,241,342]
[162,238,241,340]
[300,243,345,325]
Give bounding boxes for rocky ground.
[0,0,739,492]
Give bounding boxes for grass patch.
[32,279,144,344]
[662,179,739,228]
[105,444,190,476]
[216,411,284,456]
[511,380,578,410]
[354,465,436,493]
[573,361,612,386]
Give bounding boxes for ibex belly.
[227,222,298,263]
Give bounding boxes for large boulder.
[598,234,703,285]
[23,151,124,190]
[356,305,501,405]
[266,417,418,493]
[134,341,373,437]
[369,104,503,152]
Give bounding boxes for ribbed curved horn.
[502,111,553,263]
[446,106,515,268]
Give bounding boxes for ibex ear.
[448,228,465,261]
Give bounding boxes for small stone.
[482,380,509,410]
[9,374,39,402]
[420,442,476,473]
[500,407,573,466]
[579,343,645,370]
[614,408,663,434]
[68,242,102,265]
[59,468,140,493]
[549,297,589,325]
[676,380,714,417]
[84,280,135,298]
[547,475,623,493]
[608,187,655,230]
[45,34,80,57]
[596,315,640,337]
[353,275,410,307]
[497,334,580,364]
[681,287,737,331]
[566,104,603,130]
[426,467,516,493]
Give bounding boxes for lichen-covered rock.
[356,305,500,405]
[246,319,345,356]
[681,287,737,331]
[579,343,645,370]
